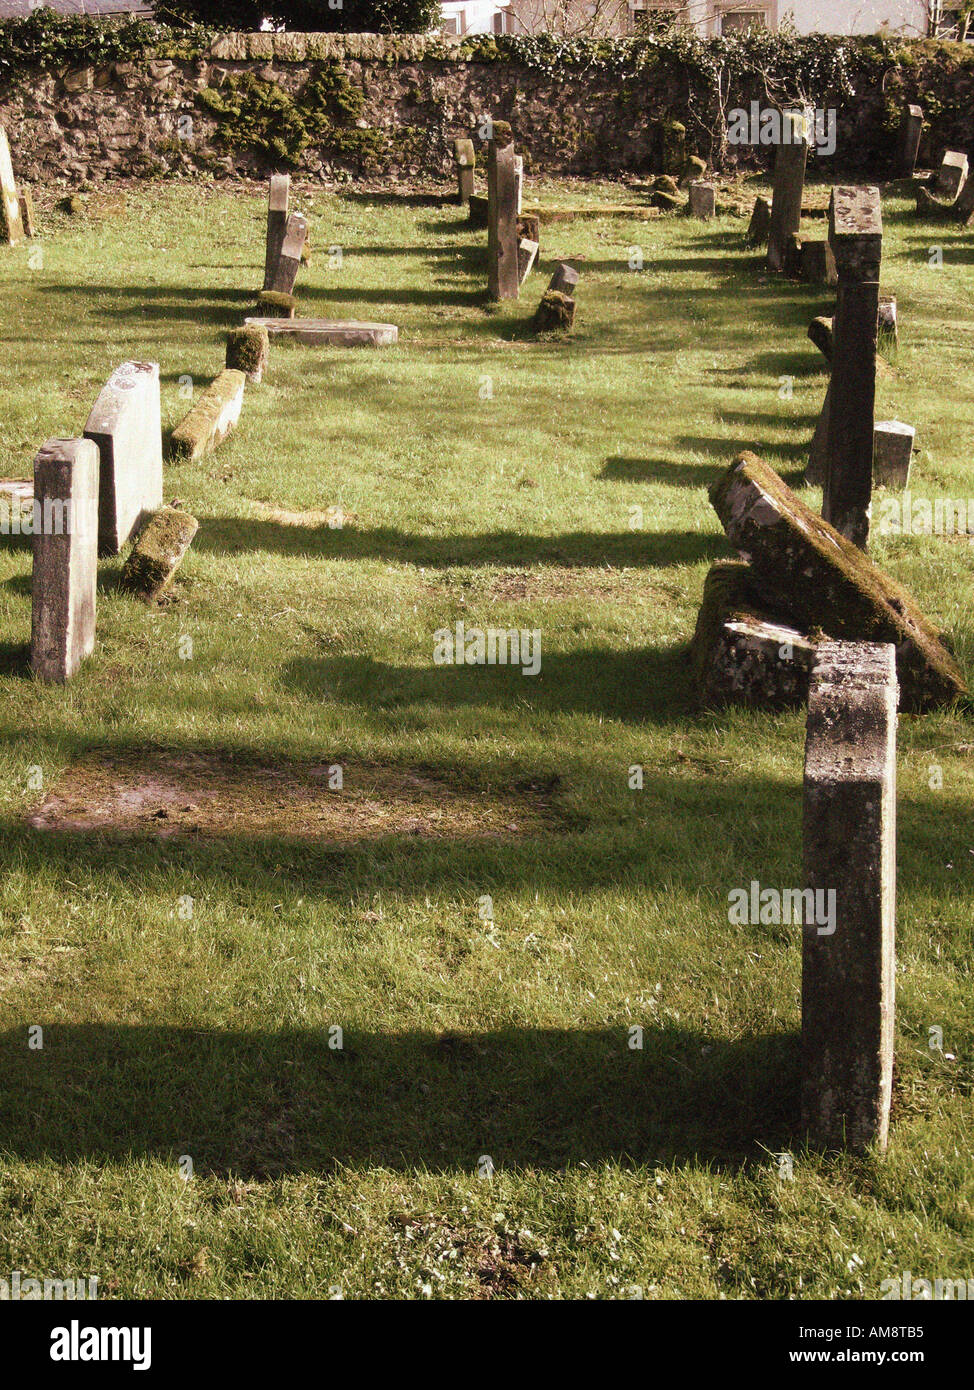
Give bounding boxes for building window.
[630,3,689,34]
[718,8,768,32]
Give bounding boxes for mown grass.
[0,175,971,1300]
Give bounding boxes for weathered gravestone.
[873,420,915,489]
[83,361,163,555]
[517,237,538,283]
[262,175,290,291]
[18,188,35,238]
[170,369,245,462]
[709,451,966,711]
[120,505,199,600]
[30,438,99,683]
[533,290,574,333]
[513,154,524,215]
[767,111,809,273]
[468,193,488,229]
[935,150,968,200]
[267,213,307,296]
[454,138,475,204]
[802,641,897,1153]
[0,125,25,245]
[823,186,882,549]
[547,263,579,296]
[746,195,772,248]
[486,122,519,301]
[897,104,923,179]
[226,324,270,384]
[687,180,716,219]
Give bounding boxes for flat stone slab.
[522,203,660,223]
[245,317,398,347]
[170,369,245,462]
[709,451,966,711]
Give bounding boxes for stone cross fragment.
[30,438,99,683]
[262,174,290,291]
[823,185,883,549]
[767,111,809,273]
[802,641,897,1153]
[83,361,163,555]
[486,122,519,301]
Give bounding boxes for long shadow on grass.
[0,1021,801,1173]
[38,285,254,327]
[192,520,728,569]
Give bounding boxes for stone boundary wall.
[1,33,972,186]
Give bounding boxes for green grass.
[0,176,971,1300]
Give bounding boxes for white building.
[626,1,937,36]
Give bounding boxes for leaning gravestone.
[517,237,538,284]
[823,186,882,549]
[873,420,915,489]
[802,641,897,1153]
[897,104,923,179]
[170,370,245,462]
[454,138,475,204]
[83,361,163,555]
[746,195,772,248]
[263,174,290,291]
[547,263,579,296]
[267,213,307,295]
[709,451,965,711]
[486,122,519,302]
[767,111,809,273]
[30,438,99,683]
[935,150,968,200]
[513,155,524,215]
[0,125,25,245]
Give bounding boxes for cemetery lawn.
[0,178,972,1300]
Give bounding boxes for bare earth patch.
[27,751,566,842]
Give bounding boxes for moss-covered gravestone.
[533,290,574,334]
[120,506,199,600]
[226,325,270,384]
[170,370,246,462]
[709,451,965,712]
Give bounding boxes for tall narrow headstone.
[513,154,524,215]
[83,361,164,555]
[267,213,307,295]
[823,186,883,550]
[453,138,475,204]
[486,122,519,302]
[0,125,25,245]
[262,174,290,291]
[897,104,923,179]
[31,438,99,683]
[802,641,897,1153]
[767,111,809,273]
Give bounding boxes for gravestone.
[170,369,245,461]
[30,438,99,683]
[878,295,898,350]
[746,195,771,247]
[83,361,163,555]
[262,174,290,291]
[823,186,882,549]
[486,122,519,301]
[767,111,809,273]
[799,239,837,286]
[18,188,35,237]
[517,237,538,284]
[514,154,524,215]
[709,451,965,711]
[516,212,540,247]
[468,194,488,228]
[533,290,574,333]
[0,125,25,245]
[897,104,923,178]
[547,263,579,296]
[808,315,833,362]
[802,641,897,1153]
[267,213,307,295]
[687,181,716,219]
[244,317,398,347]
[120,505,199,600]
[226,324,270,384]
[454,138,475,204]
[873,421,915,489]
[935,150,968,200]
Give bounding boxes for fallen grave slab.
[522,204,660,224]
[709,451,966,711]
[245,317,398,347]
[170,369,245,461]
[120,506,199,600]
